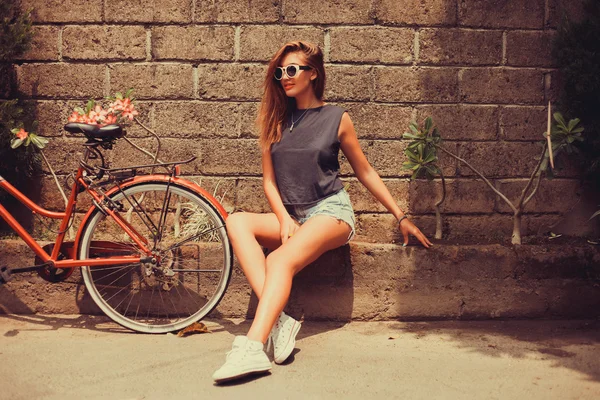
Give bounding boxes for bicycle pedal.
[0,266,11,284]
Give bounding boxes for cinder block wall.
[12,0,584,243]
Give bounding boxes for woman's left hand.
[399,218,433,248]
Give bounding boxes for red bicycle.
[0,123,233,333]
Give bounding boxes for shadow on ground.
[1,313,130,335]
[393,319,600,382]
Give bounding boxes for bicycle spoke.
[96,267,137,301]
[90,263,139,281]
[146,284,156,321]
[117,185,160,239]
[121,287,136,319]
[164,225,223,253]
[80,183,232,333]
[157,286,170,321]
[170,278,194,318]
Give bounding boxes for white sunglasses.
[274,64,312,80]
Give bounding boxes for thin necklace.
[290,100,318,132]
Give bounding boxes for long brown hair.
[256,41,326,151]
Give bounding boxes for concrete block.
[419,28,502,66]
[458,0,545,29]
[330,27,413,64]
[63,26,146,61]
[374,67,459,103]
[152,26,234,61]
[16,64,104,99]
[460,68,545,105]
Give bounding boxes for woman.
[213,41,432,383]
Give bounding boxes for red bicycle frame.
[1,140,228,274]
[0,164,148,269]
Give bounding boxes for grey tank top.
[271,104,347,206]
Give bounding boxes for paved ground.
[0,315,599,400]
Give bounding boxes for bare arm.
[262,146,300,243]
[338,112,432,248]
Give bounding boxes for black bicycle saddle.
[64,123,124,140]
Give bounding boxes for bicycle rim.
[79,182,232,333]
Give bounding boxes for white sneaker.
[212,336,272,383]
[268,312,301,364]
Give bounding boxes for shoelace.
[225,345,246,362]
[268,322,293,354]
[266,320,282,353]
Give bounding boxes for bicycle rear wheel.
[78,181,232,333]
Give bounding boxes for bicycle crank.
[34,243,75,283]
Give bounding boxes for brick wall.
[11,0,586,243]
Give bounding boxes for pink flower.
[111,99,124,111]
[122,107,138,121]
[104,114,117,125]
[68,111,80,123]
[68,94,137,127]
[16,128,28,140]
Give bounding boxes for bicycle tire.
[78,181,233,333]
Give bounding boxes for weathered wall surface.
[7,0,587,243]
[2,0,599,321]
[2,239,599,320]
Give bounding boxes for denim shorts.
[285,188,356,243]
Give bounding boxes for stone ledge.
[1,239,598,320]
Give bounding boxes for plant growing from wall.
[402,117,446,239]
[553,0,600,189]
[0,0,36,194]
[404,113,583,245]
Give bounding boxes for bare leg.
[246,215,351,343]
[225,212,282,300]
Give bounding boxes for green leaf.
[424,117,433,134]
[125,88,134,98]
[30,134,48,149]
[403,133,421,140]
[567,118,580,131]
[590,210,600,220]
[10,138,23,149]
[115,92,123,100]
[425,164,440,177]
[29,134,41,148]
[553,112,568,131]
[85,100,94,114]
[402,161,417,170]
[423,150,437,164]
[409,124,419,135]
[74,107,85,115]
[11,127,21,134]
[404,148,418,157]
[406,151,420,163]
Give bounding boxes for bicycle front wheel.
[78,181,232,333]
